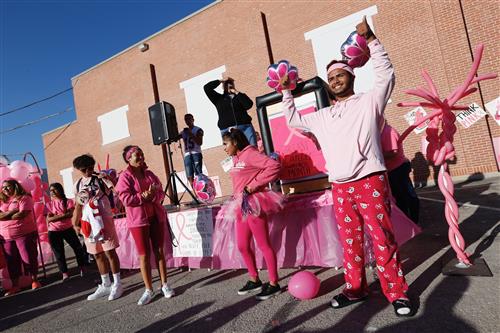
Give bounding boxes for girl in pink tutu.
[221,128,283,300]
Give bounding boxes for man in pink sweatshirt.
[282,17,414,317]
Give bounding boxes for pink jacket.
[282,39,394,184]
[381,123,408,171]
[115,166,167,228]
[229,145,281,194]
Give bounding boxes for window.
[59,167,75,198]
[304,5,378,94]
[97,105,130,145]
[180,66,226,149]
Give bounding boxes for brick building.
[42,0,499,201]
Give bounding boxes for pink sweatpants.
[236,214,278,284]
[332,172,409,302]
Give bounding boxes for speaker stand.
[163,141,199,206]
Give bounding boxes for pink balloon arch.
[0,152,52,288]
[397,44,497,266]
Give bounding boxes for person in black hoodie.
[204,77,257,145]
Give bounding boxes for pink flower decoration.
[341,31,371,68]
[193,174,216,203]
[267,60,298,92]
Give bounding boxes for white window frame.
[97,105,130,145]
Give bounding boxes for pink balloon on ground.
[288,271,321,300]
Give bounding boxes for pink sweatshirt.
[115,166,167,228]
[229,145,281,194]
[282,39,394,184]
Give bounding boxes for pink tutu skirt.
[217,190,285,223]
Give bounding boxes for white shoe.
[108,283,123,301]
[137,289,154,305]
[87,284,111,300]
[161,284,175,298]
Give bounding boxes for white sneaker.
[161,284,175,298]
[108,283,123,301]
[137,289,154,305]
[87,284,111,300]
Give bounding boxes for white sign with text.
[404,106,429,134]
[485,97,500,126]
[168,208,213,258]
[456,103,487,129]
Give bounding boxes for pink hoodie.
[115,166,167,228]
[229,145,281,194]
[282,39,394,184]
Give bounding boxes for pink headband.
[327,63,355,77]
[125,146,140,162]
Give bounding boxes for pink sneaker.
[5,286,21,296]
[31,281,42,290]
[62,272,70,281]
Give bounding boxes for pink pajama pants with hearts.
[332,172,408,302]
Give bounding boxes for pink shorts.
[83,216,120,255]
[129,217,164,256]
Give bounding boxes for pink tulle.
[217,190,285,223]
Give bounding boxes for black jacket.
[203,80,254,130]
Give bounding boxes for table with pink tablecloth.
[115,189,421,270]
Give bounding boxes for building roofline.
[42,120,76,137]
[71,0,222,84]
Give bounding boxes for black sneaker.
[255,283,281,300]
[237,280,263,295]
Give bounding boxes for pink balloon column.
[397,44,497,265]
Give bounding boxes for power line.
[0,87,72,117]
[0,107,72,134]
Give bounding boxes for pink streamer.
[397,44,497,265]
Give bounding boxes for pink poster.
[269,106,327,180]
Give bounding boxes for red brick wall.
[43,0,499,201]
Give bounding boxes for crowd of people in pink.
[0,17,432,318]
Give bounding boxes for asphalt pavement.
[0,175,498,333]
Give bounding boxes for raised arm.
[281,90,320,131]
[234,92,254,110]
[204,80,222,105]
[356,17,395,113]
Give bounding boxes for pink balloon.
[288,271,321,300]
[32,187,43,201]
[33,202,44,217]
[42,182,49,191]
[9,161,29,180]
[21,178,35,192]
[0,167,10,181]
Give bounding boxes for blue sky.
[0,0,215,168]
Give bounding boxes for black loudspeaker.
[148,101,179,145]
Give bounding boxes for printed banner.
[404,106,429,134]
[168,208,213,257]
[456,103,487,129]
[268,92,327,181]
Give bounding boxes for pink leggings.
[236,214,278,284]
[1,231,39,281]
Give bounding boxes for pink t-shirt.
[0,195,36,240]
[381,124,407,171]
[45,199,75,232]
